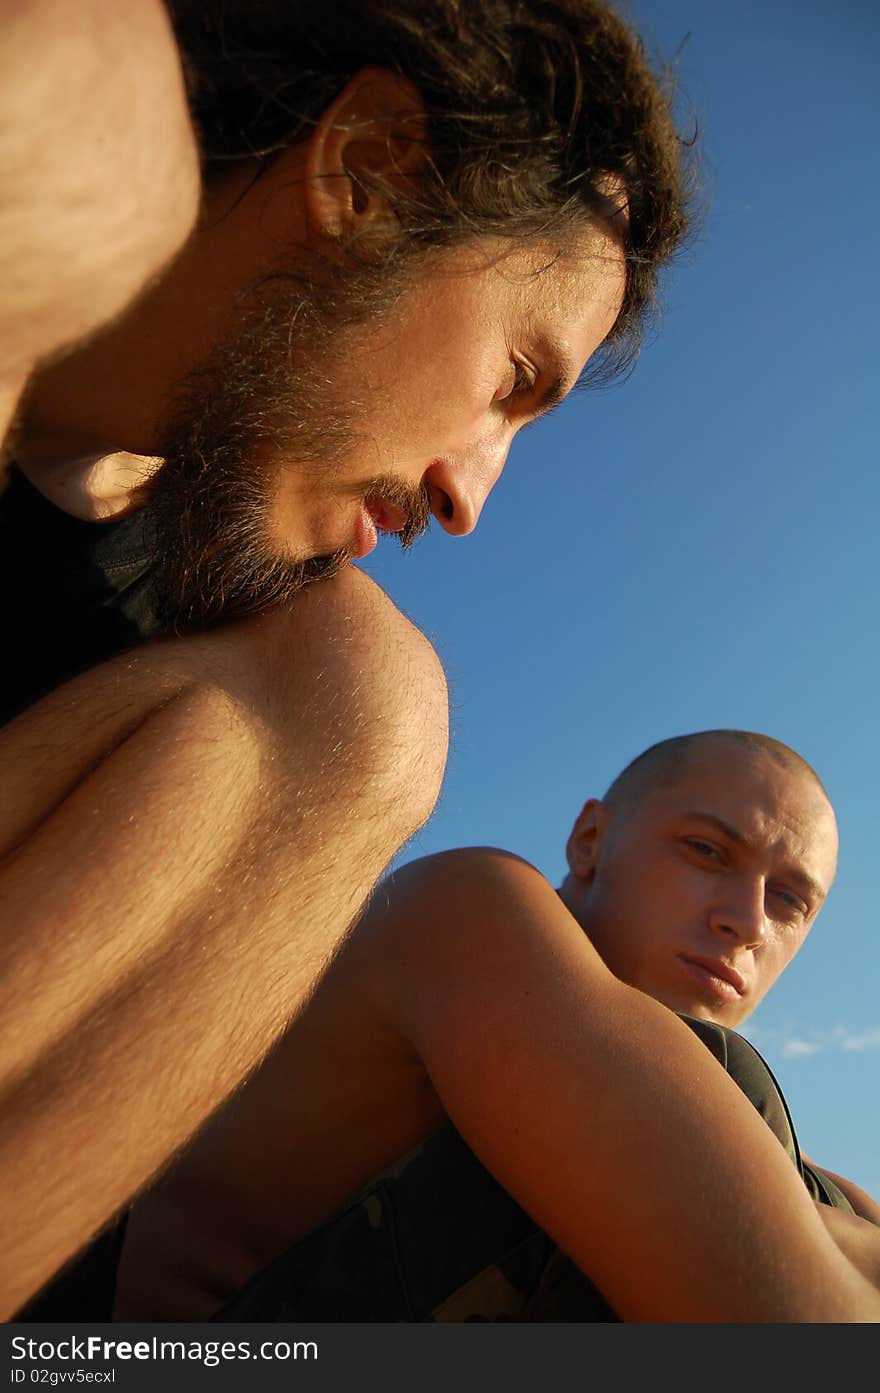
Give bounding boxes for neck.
[557,874,590,931]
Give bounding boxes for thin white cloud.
[761,1024,880,1059]
[839,1026,880,1053]
[782,1037,823,1058]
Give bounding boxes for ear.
[304,67,427,241]
[565,800,608,883]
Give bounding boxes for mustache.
[148,471,434,633]
[362,475,433,550]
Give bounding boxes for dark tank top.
[0,467,162,725]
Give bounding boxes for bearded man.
[0,1,689,1318]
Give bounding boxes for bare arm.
[816,1206,880,1288]
[0,568,447,1318]
[368,850,880,1323]
[0,0,200,449]
[803,1157,880,1226]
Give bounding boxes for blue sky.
[362,1,879,1198]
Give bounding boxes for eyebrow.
[682,811,827,905]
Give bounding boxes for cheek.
[754,937,803,999]
[393,291,504,415]
[610,855,696,917]
[370,329,496,436]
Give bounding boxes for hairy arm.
[0,0,199,449]
[0,568,447,1318]
[368,850,880,1323]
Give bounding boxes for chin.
[686,1002,725,1023]
[664,995,733,1027]
[696,1002,745,1030]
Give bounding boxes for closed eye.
[770,886,809,916]
[496,358,536,403]
[683,837,724,863]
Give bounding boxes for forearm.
[453,995,880,1322]
[0,569,448,1318]
[0,0,199,446]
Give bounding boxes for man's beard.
[146,255,431,632]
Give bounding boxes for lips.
[678,954,747,1001]
[352,495,410,560]
[364,494,408,535]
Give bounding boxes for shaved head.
[561,728,838,1026]
[601,730,831,824]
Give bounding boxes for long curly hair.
[169,0,696,380]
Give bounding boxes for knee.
[323,567,449,835]
[363,576,449,829]
[209,567,449,840]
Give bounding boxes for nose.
[708,878,768,949]
[423,433,512,536]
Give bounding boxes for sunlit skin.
[15,67,625,569]
[267,232,626,560]
[18,231,624,562]
[115,742,880,1324]
[559,745,839,1029]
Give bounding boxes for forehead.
[428,226,626,349]
[636,747,838,890]
[498,225,625,326]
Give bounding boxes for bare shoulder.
[346,846,593,1047]
[353,845,560,968]
[367,846,557,941]
[395,845,547,886]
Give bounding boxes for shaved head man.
[98,730,880,1325]
[559,730,838,1027]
